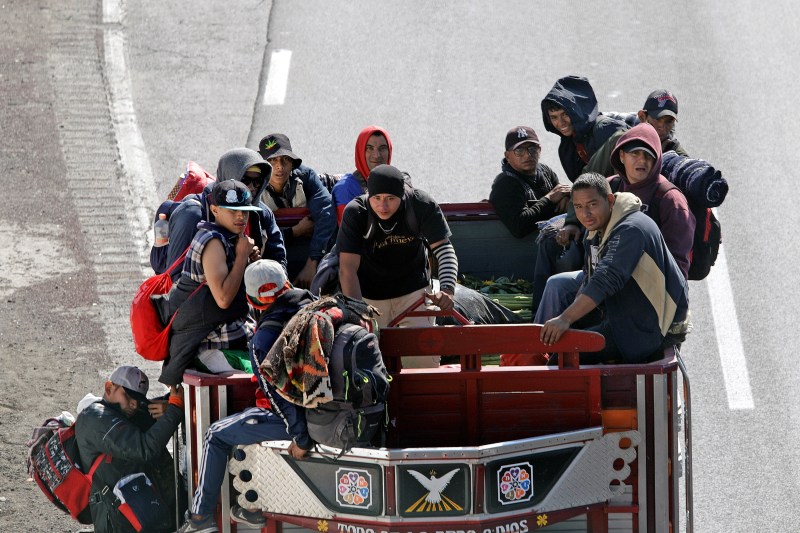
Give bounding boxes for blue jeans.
[191,407,290,517]
[533,270,584,324]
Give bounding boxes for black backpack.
[685,203,721,280]
[610,177,721,281]
[306,323,391,452]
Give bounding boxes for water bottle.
[154,213,169,247]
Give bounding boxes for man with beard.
[337,164,458,368]
[489,126,571,238]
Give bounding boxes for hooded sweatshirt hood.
[541,76,600,140]
[610,123,663,187]
[354,126,392,180]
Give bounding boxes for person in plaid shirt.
[158,180,262,385]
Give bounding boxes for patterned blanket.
[259,294,375,408]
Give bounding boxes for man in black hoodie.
[541,75,630,183]
[489,126,571,238]
[529,77,631,311]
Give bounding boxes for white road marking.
[263,49,292,105]
[103,0,160,271]
[706,211,754,410]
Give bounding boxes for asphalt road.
[2,1,798,532]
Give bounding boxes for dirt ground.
[0,1,161,531]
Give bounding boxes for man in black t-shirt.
[337,165,458,368]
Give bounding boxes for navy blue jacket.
[580,193,689,363]
[541,76,629,182]
[262,164,335,261]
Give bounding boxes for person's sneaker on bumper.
[177,513,218,533]
[231,505,266,526]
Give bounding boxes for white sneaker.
[197,349,235,373]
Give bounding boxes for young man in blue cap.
[158,180,263,385]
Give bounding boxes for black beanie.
[367,164,405,198]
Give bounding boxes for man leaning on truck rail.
[539,172,690,364]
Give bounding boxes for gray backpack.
[306,323,390,452]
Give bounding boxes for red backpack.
[167,161,215,201]
[27,418,108,524]
[131,248,203,361]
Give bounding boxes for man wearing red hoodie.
[331,126,392,223]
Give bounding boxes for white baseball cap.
[245,260,289,301]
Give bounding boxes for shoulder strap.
[166,244,192,276]
[404,186,420,237]
[646,180,679,225]
[259,319,284,332]
[87,453,110,478]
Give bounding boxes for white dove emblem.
[407,468,459,504]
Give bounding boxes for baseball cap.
[258,133,302,168]
[245,259,289,302]
[643,90,678,119]
[622,140,657,160]
[505,126,541,151]
[210,180,262,211]
[109,366,149,404]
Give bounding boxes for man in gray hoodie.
[160,148,286,281]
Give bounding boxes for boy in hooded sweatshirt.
[157,148,287,281]
[529,76,631,307]
[607,122,695,278]
[540,173,690,364]
[331,125,393,223]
